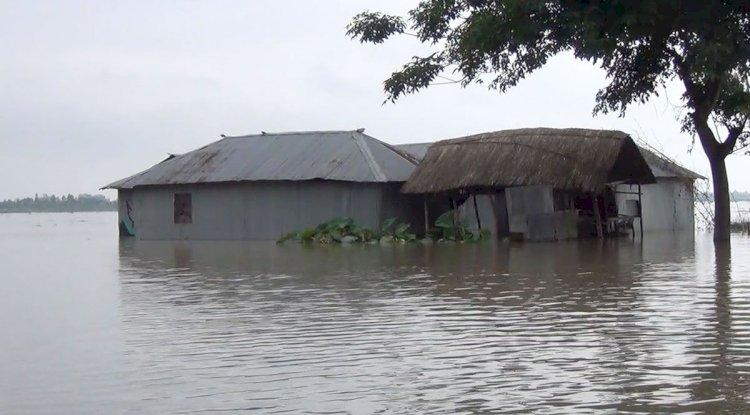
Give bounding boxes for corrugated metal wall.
[456,194,508,237]
[120,181,424,240]
[615,179,696,233]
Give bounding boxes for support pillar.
[593,194,604,239]
[473,194,482,231]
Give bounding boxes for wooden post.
[450,197,458,226]
[637,184,644,239]
[473,194,482,230]
[423,199,429,234]
[593,194,604,239]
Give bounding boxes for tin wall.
[120,181,423,240]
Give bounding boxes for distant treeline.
[697,190,750,202]
[0,194,116,213]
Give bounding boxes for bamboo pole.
[423,199,429,234]
[593,194,604,239]
[450,197,458,226]
[473,194,482,230]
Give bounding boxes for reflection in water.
[687,243,750,411]
[1,213,749,413]
[111,233,750,414]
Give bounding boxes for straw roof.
[396,141,704,180]
[401,128,657,194]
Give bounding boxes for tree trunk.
[709,154,731,241]
[692,111,732,243]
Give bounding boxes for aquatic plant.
[378,217,417,243]
[277,217,414,244]
[426,210,489,243]
[278,212,488,244]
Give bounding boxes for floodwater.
[1,212,750,414]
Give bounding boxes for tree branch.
[721,117,748,156]
[724,126,742,151]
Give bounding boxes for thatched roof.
[396,141,704,180]
[401,128,657,194]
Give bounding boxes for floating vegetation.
[278,211,489,245]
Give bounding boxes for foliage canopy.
[348,0,750,241]
[348,1,750,151]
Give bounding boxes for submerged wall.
[455,187,576,242]
[119,181,424,240]
[506,185,579,241]
[615,178,695,233]
[427,178,696,242]
[457,193,509,237]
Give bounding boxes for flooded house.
[104,130,424,240]
[398,128,704,241]
[106,127,701,242]
[613,147,704,233]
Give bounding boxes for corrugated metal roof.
[104,130,419,189]
[396,141,705,180]
[395,143,432,160]
[638,147,705,180]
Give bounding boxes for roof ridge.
[395,141,435,146]
[224,129,364,138]
[351,131,387,182]
[434,128,628,146]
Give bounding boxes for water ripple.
[107,235,750,413]
[2,213,750,413]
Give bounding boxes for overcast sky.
[1,0,748,200]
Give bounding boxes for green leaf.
[299,228,316,242]
[380,217,398,234]
[435,211,455,228]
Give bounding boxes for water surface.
[1,212,749,413]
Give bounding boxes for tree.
[348,1,750,242]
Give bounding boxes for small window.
[174,193,192,224]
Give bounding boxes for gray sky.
[1,0,748,200]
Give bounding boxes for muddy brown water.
[1,212,749,413]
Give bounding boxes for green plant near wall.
[378,217,417,243]
[427,210,489,243]
[277,217,415,244]
[278,212,488,245]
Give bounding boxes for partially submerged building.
[614,147,704,233]
[106,127,701,241]
[397,130,703,238]
[104,130,424,240]
[400,128,664,241]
